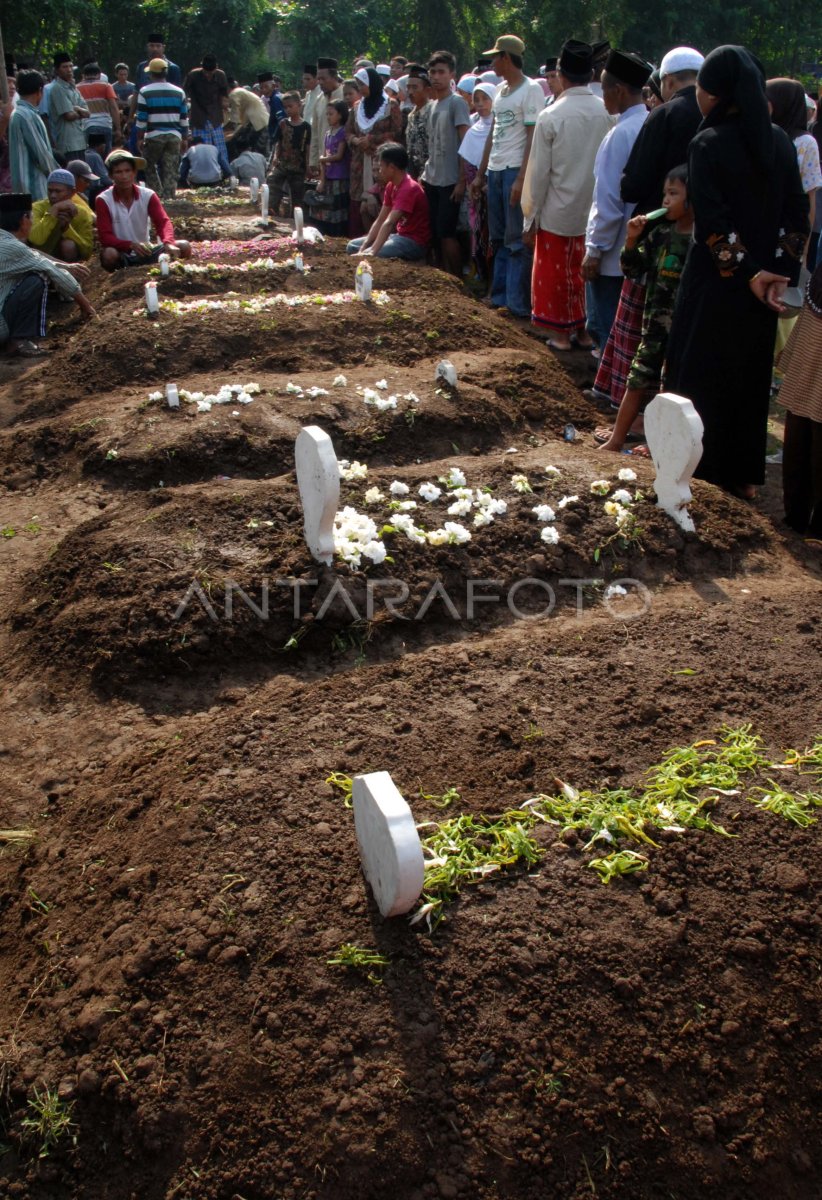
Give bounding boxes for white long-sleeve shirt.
[585,102,647,274]
[521,87,613,238]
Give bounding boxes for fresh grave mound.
[0,617,820,1200]
[0,350,591,490]
[88,240,448,305]
[18,250,534,413]
[10,450,773,694]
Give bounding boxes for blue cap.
[47,168,76,188]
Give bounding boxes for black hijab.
[362,68,385,120]
[766,78,810,141]
[697,45,773,172]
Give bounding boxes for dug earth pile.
[0,205,820,1200]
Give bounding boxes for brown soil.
[1,232,821,1200]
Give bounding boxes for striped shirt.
[135,80,189,140]
[8,99,58,200]
[0,229,80,343]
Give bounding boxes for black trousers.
[2,272,49,341]
[783,410,822,538]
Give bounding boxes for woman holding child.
[346,68,403,233]
[664,45,809,498]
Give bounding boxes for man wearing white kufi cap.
[587,45,705,414]
[621,46,704,215]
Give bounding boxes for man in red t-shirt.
[346,143,430,260]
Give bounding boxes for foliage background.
[3,0,821,87]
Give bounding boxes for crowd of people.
[0,31,820,538]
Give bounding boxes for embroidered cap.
[659,47,705,76]
[47,169,77,188]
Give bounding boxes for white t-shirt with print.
[488,77,545,171]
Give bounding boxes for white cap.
[480,70,501,85]
[354,68,369,86]
[659,47,704,77]
[376,63,391,77]
[456,74,477,94]
[384,78,399,94]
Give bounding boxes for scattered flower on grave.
[442,467,466,489]
[532,504,556,523]
[511,474,532,494]
[177,382,257,413]
[333,506,381,568]
[374,396,398,412]
[393,500,418,512]
[611,488,633,505]
[443,522,472,544]
[147,390,163,402]
[105,449,119,460]
[544,465,561,477]
[247,518,260,529]
[364,487,385,505]
[231,410,240,417]
[375,379,388,390]
[404,391,420,404]
[190,237,295,261]
[618,467,638,482]
[426,529,449,546]
[450,486,473,501]
[473,510,493,527]
[447,497,472,517]
[419,483,441,501]
[504,447,519,454]
[476,493,507,516]
[540,526,560,545]
[305,386,329,398]
[243,383,261,395]
[333,374,348,387]
[286,382,303,394]
[362,540,387,564]
[147,290,390,317]
[338,460,368,482]
[390,514,427,544]
[389,481,410,496]
[558,495,579,509]
[590,479,611,496]
[604,583,627,599]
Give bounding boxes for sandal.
[594,426,644,445]
[13,340,49,358]
[628,444,651,458]
[546,338,573,352]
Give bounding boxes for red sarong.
[531,230,586,332]
[593,278,647,405]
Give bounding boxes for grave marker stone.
[644,392,704,533]
[435,360,457,387]
[295,426,339,564]
[352,771,425,917]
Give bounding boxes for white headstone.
[644,392,704,533]
[260,183,269,221]
[293,206,304,242]
[295,426,340,565]
[435,360,457,387]
[352,771,425,917]
[249,177,259,203]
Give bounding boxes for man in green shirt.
[28,169,95,261]
[48,53,90,160]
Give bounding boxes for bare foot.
[597,437,623,453]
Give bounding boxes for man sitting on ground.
[346,142,429,260]
[28,168,95,261]
[180,135,223,187]
[96,149,190,271]
[0,192,95,358]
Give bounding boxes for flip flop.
[14,341,48,358]
[594,427,644,445]
[546,339,573,352]
[628,444,651,458]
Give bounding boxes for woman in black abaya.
[664,45,809,498]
